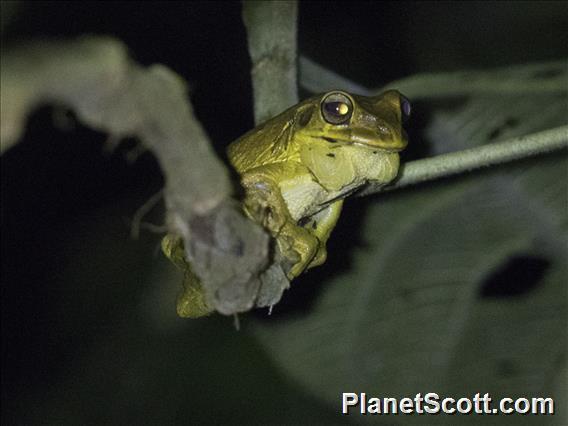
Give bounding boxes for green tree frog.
[162,90,410,317]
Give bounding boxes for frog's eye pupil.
[322,93,353,124]
[325,102,348,116]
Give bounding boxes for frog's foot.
[307,244,327,269]
[278,223,320,279]
[176,268,213,318]
[241,179,289,234]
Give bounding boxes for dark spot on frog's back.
[326,153,335,158]
[312,221,317,230]
[322,137,339,143]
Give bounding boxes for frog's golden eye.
[321,92,353,125]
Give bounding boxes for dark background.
[1,1,566,424]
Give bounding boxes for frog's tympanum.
[162,90,410,317]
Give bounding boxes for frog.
[162,90,410,317]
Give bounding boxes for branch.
[0,38,230,211]
[3,33,563,316]
[383,61,568,100]
[300,56,568,99]
[242,0,299,307]
[242,0,298,124]
[360,126,568,196]
[0,36,269,315]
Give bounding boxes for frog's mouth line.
[313,135,406,152]
[352,142,405,152]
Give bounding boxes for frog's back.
[227,106,301,174]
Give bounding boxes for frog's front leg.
[278,220,320,278]
[240,163,320,279]
[304,199,343,268]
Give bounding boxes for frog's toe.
[244,196,286,234]
[177,296,213,318]
[286,240,319,279]
[177,286,213,318]
[288,257,313,279]
[161,234,189,270]
[265,208,287,233]
[308,245,327,269]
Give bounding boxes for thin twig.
[130,189,164,239]
[360,125,568,196]
[138,222,169,234]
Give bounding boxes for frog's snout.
[353,125,407,151]
[380,121,408,151]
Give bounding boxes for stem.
[242,0,299,304]
[242,0,298,125]
[383,61,568,100]
[361,125,568,196]
[300,56,568,99]
[0,36,271,315]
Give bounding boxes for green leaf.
[254,73,567,425]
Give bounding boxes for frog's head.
[292,90,410,191]
[294,89,410,151]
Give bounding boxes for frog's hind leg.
[162,234,213,318]
[177,267,213,318]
